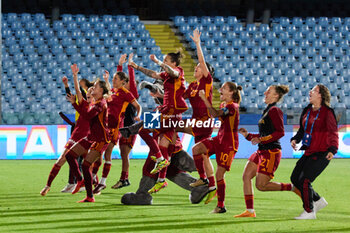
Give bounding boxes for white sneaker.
[314,197,328,213]
[79,186,86,192]
[294,210,316,220]
[61,183,76,193]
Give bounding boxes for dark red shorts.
[78,137,109,154]
[192,125,213,144]
[109,128,120,145]
[200,136,236,171]
[249,148,282,179]
[119,135,137,148]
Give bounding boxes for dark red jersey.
[70,100,90,142]
[117,65,139,127]
[217,101,240,151]
[246,103,285,150]
[185,73,213,119]
[73,98,109,143]
[107,86,135,129]
[159,66,188,114]
[291,104,338,156]
[117,65,139,99]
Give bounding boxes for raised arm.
[128,57,162,80]
[117,53,127,72]
[127,53,139,98]
[190,29,209,77]
[71,64,83,103]
[103,70,111,91]
[62,76,71,95]
[150,54,179,78]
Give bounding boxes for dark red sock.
[193,154,206,179]
[47,164,61,186]
[65,151,82,181]
[281,183,292,191]
[82,160,93,198]
[102,162,111,178]
[92,159,102,174]
[208,176,215,188]
[139,128,161,159]
[68,167,75,184]
[158,146,169,179]
[120,171,128,180]
[244,194,254,209]
[217,179,226,208]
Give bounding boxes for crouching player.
[121,137,209,205]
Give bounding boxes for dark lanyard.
[304,108,321,135]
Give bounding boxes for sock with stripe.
[47,164,61,187]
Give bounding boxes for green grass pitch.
[1,159,350,232]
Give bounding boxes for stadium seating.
[174,16,349,117]
[2,13,349,124]
[1,13,161,124]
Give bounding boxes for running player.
[183,29,215,188]
[234,85,294,218]
[93,54,142,194]
[64,64,110,202]
[193,82,242,213]
[40,75,92,196]
[112,53,140,189]
[128,50,188,194]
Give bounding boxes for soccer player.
[64,64,110,202]
[121,134,209,205]
[234,85,294,218]
[63,76,93,192]
[290,84,338,220]
[93,54,141,194]
[183,29,215,188]
[193,82,242,213]
[112,53,140,189]
[40,75,92,196]
[128,50,188,194]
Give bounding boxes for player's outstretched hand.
[119,54,127,66]
[103,70,109,82]
[190,28,201,44]
[71,64,79,75]
[66,93,76,104]
[150,54,159,64]
[62,76,68,85]
[128,53,134,65]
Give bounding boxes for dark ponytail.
[168,48,185,66]
[116,71,129,83]
[205,62,215,78]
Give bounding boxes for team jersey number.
[220,151,234,167]
[260,158,270,172]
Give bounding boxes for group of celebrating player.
[40,29,338,219]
